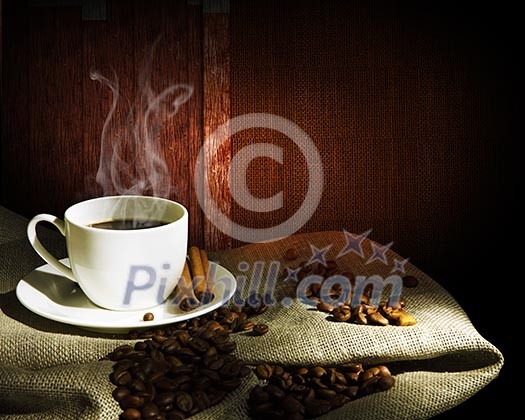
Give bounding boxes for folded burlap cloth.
[0,206,503,419]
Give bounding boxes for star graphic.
[390,257,409,274]
[337,229,372,259]
[306,244,332,267]
[284,266,302,282]
[366,241,393,265]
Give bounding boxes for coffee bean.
[160,338,181,355]
[205,346,218,357]
[112,386,130,402]
[241,320,255,331]
[345,385,359,398]
[193,375,213,390]
[279,394,304,414]
[171,364,193,376]
[188,337,209,353]
[141,402,160,418]
[378,365,391,377]
[305,399,331,417]
[331,383,347,394]
[331,306,351,322]
[310,366,327,378]
[253,324,269,336]
[220,360,241,378]
[284,247,299,261]
[355,311,368,325]
[384,308,403,322]
[273,365,284,377]
[334,371,347,385]
[254,303,269,315]
[143,312,155,321]
[398,312,417,326]
[362,366,380,382]
[134,341,148,352]
[155,392,175,408]
[128,378,146,393]
[266,384,286,401]
[165,410,185,420]
[173,330,191,346]
[316,301,336,313]
[175,391,193,413]
[330,393,350,409]
[255,363,273,380]
[211,330,229,345]
[402,275,419,288]
[199,367,221,382]
[216,340,237,354]
[121,408,141,420]
[221,378,242,391]
[309,379,326,392]
[114,345,134,360]
[341,362,362,373]
[345,372,360,383]
[110,370,132,386]
[367,311,389,326]
[316,389,337,400]
[120,395,144,410]
[202,355,224,371]
[250,385,270,404]
[296,367,309,376]
[326,368,338,384]
[378,375,395,391]
[251,402,276,416]
[209,390,226,406]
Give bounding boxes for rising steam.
[90,45,193,200]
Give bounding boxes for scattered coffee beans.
[293,260,417,326]
[108,302,274,419]
[249,362,395,419]
[143,312,154,322]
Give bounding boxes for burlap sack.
[0,205,503,419]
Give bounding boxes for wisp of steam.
[90,43,193,223]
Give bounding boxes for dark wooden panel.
[2,0,205,247]
[187,2,204,248]
[203,12,231,250]
[2,2,83,216]
[82,0,136,199]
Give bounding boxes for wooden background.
[0,0,517,270]
[0,0,518,416]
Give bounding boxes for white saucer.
[16,259,237,333]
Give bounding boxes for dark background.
[1,0,518,416]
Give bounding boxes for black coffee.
[89,219,168,230]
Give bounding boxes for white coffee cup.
[27,195,188,311]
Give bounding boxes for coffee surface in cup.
[88,219,168,230]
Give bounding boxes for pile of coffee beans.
[109,304,270,420]
[109,325,249,419]
[290,259,417,326]
[249,362,395,419]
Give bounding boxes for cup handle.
[27,214,76,282]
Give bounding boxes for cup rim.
[64,195,188,233]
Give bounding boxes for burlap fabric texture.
[0,205,503,419]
